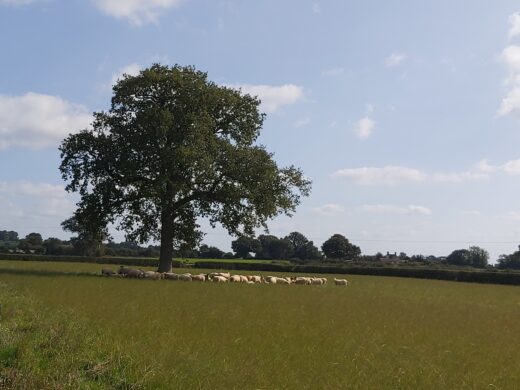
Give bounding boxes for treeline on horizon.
[1,229,520,270]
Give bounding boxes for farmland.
[1,260,520,388]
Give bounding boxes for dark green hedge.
[194,261,520,286]
[0,253,182,268]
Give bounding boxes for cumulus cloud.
[331,159,520,186]
[362,204,432,216]
[331,166,427,185]
[111,63,141,86]
[385,52,407,67]
[0,93,92,149]
[354,116,375,140]
[230,84,304,113]
[509,13,520,38]
[498,29,520,116]
[313,203,345,215]
[0,181,75,221]
[92,0,183,26]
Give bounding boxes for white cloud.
[312,2,320,14]
[509,13,520,39]
[293,117,310,128]
[0,181,68,199]
[313,203,345,215]
[0,181,75,222]
[501,158,520,174]
[362,204,432,216]
[0,93,92,149]
[92,0,182,26]
[498,45,520,116]
[231,84,304,113]
[111,63,141,86]
[354,116,375,140]
[385,52,407,67]
[331,166,427,185]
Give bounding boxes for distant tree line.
[3,228,520,269]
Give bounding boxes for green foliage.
[284,231,321,261]
[59,64,311,271]
[0,231,18,241]
[255,234,294,260]
[446,247,489,268]
[321,234,361,260]
[231,236,260,258]
[198,244,224,259]
[497,247,520,270]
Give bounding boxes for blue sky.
[2,0,520,261]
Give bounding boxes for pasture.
[1,260,520,388]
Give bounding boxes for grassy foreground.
[1,260,520,389]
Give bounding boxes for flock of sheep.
[101,266,350,286]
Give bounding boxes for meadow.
[1,260,520,389]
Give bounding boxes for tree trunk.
[158,200,174,273]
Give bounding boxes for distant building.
[380,251,401,263]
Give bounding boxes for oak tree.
[59,64,311,272]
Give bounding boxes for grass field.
[1,260,520,388]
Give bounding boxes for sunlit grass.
[1,260,520,388]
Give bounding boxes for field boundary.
[2,254,520,286]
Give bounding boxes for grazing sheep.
[163,273,179,280]
[178,274,192,282]
[246,280,255,284]
[212,275,228,283]
[229,275,242,283]
[250,275,262,283]
[238,275,249,283]
[143,271,163,280]
[191,274,206,282]
[294,277,312,285]
[126,269,145,279]
[118,266,132,275]
[101,268,116,276]
[334,278,348,286]
[276,277,290,285]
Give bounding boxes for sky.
[2,0,520,262]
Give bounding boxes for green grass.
[1,260,520,388]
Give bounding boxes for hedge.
[0,253,182,268]
[194,261,520,286]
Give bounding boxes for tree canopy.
[59,64,311,271]
[321,234,361,260]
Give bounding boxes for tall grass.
[1,261,520,388]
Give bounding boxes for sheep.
[276,277,290,285]
[178,274,192,282]
[229,275,242,283]
[212,275,228,283]
[334,278,348,286]
[293,277,312,285]
[238,275,249,283]
[126,269,145,279]
[143,271,163,280]
[250,275,262,283]
[163,273,179,280]
[101,268,116,276]
[118,266,132,275]
[246,280,255,284]
[191,274,206,282]
[209,272,230,280]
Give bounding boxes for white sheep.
[334,278,348,286]
[212,275,228,283]
[178,274,192,282]
[229,275,242,283]
[191,274,206,282]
